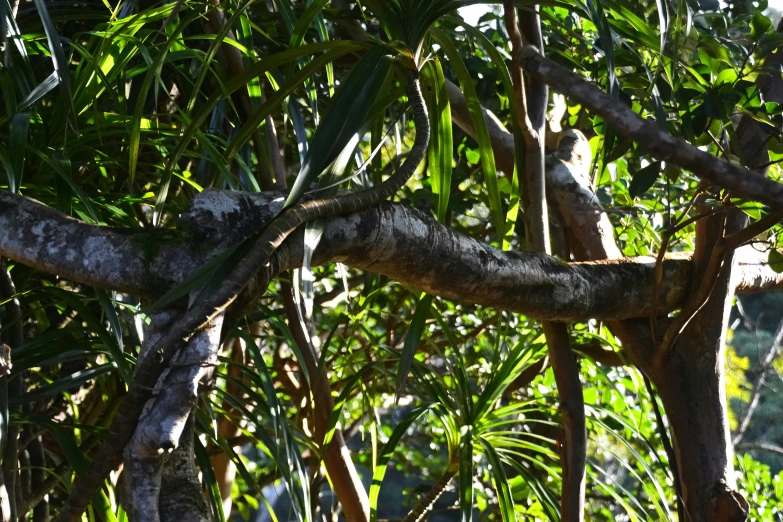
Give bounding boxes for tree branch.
[654,210,783,366]
[735,442,783,456]
[3,191,783,324]
[519,46,783,208]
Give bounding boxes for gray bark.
[2,191,780,326]
[159,416,210,522]
[123,308,219,522]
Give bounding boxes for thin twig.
[735,441,783,456]
[732,315,783,445]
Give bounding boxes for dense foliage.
[3,0,783,521]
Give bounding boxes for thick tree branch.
[3,191,782,324]
[519,45,783,208]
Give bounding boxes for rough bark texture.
[1,191,780,325]
[652,210,747,522]
[132,309,223,460]
[545,130,622,261]
[122,310,175,522]
[158,416,210,522]
[123,307,219,522]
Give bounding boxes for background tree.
[3,1,783,522]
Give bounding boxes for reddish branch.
[654,210,783,367]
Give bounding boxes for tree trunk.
[505,6,586,518]
[652,211,748,522]
[159,415,210,522]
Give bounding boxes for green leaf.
[459,425,475,522]
[52,150,73,215]
[7,113,29,193]
[35,287,131,382]
[95,289,124,365]
[17,71,60,111]
[770,249,783,273]
[1,0,35,92]
[161,41,364,207]
[369,405,432,522]
[273,0,297,35]
[27,146,100,223]
[11,364,116,406]
[284,44,393,207]
[629,161,661,198]
[194,434,227,522]
[32,0,78,130]
[290,0,330,48]
[48,423,117,522]
[584,0,617,95]
[473,342,537,422]
[129,11,199,185]
[480,439,515,522]
[242,332,312,522]
[184,0,256,115]
[424,59,453,223]
[431,27,505,242]
[752,10,772,37]
[323,362,377,447]
[453,19,523,250]
[396,293,434,404]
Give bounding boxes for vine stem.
[401,464,458,522]
[57,70,430,522]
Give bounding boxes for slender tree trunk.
[652,208,748,522]
[504,5,586,519]
[649,62,782,520]
[0,261,22,522]
[210,336,248,517]
[281,286,370,522]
